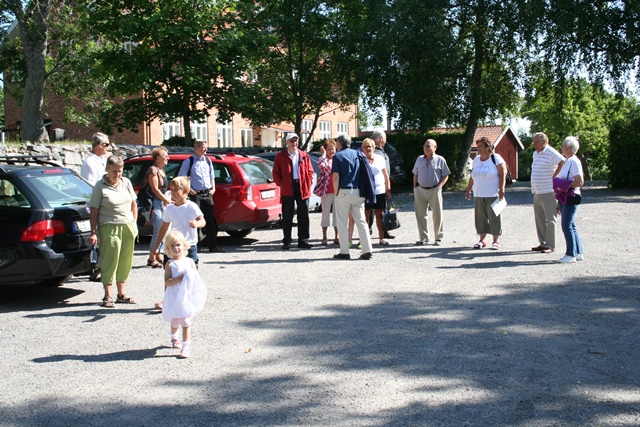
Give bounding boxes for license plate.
[73,220,91,233]
[261,189,275,199]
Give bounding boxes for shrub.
[608,112,640,189]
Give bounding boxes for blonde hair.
[170,176,191,192]
[164,230,191,258]
[361,138,375,149]
[152,147,168,161]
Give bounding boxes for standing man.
[178,140,224,253]
[81,132,110,185]
[412,139,451,246]
[530,132,565,253]
[273,133,314,250]
[331,134,374,260]
[371,128,395,239]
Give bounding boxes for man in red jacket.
[273,133,315,250]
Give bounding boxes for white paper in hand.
[491,198,507,216]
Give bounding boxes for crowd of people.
[80,129,584,357]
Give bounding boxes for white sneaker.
[179,342,190,359]
[558,255,577,263]
[576,253,584,261]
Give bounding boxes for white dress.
[162,258,207,322]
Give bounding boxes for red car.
[123,152,281,238]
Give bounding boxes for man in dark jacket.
[273,133,315,250]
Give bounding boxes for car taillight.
[236,185,253,201]
[20,220,67,242]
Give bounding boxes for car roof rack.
[0,154,63,167]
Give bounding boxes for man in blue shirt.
[178,140,224,253]
[331,134,373,260]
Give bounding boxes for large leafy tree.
[523,74,638,180]
[234,0,360,150]
[87,0,248,146]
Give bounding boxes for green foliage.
[162,135,187,147]
[387,131,466,185]
[522,74,638,180]
[517,132,534,181]
[609,110,640,189]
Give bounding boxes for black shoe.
[297,240,313,249]
[333,253,351,260]
[384,232,395,239]
[282,243,291,250]
[359,252,373,260]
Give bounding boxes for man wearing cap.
[273,133,315,250]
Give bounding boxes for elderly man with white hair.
[530,132,565,254]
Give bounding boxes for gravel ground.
[1,181,639,426]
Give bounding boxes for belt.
[340,187,358,190]
[194,189,211,195]
[293,179,299,183]
[420,185,438,190]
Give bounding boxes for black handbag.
[383,200,400,232]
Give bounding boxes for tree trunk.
[18,0,52,144]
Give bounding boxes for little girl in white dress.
[163,230,207,358]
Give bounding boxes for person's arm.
[413,173,418,188]
[190,215,206,229]
[332,172,340,196]
[89,207,99,246]
[152,221,171,254]
[164,263,184,287]
[465,177,474,200]
[382,166,391,198]
[209,159,216,196]
[272,155,283,187]
[498,163,506,200]
[439,175,449,189]
[552,160,565,178]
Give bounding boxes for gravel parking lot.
[2,182,639,426]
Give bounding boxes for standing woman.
[314,139,339,245]
[465,137,507,250]
[361,138,391,246]
[557,136,584,263]
[89,155,139,308]
[146,147,172,268]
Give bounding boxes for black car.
[0,156,94,286]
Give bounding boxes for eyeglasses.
[101,143,110,147]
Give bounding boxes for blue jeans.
[149,198,164,253]
[560,202,583,257]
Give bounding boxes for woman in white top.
[361,138,391,245]
[556,136,584,263]
[465,137,507,250]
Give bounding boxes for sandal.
[147,260,162,269]
[116,295,137,304]
[491,242,500,250]
[101,297,115,308]
[473,241,486,249]
[154,301,163,311]
[379,239,389,246]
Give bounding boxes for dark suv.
[124,151,282,237]
[0,156,94,286]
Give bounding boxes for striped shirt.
[531,146,564,194]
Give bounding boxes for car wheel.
[38,275,71,287]
[226,229,253,238]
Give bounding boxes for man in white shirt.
[530,132,565,253]
[81,133,110,185]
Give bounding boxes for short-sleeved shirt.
[80,153,106,186]
[89,176,136,225]
[162,201,204,245]
[531,146,564,194]
[370,154,387,195]
[471,154,505,198]
[375,146,391,175]
[558,156,583,195]
[178,155,214,191]
[412,154,451,188]
[331,147,361,189]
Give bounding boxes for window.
[162,120,181,141]
[241,129,253,147]
[216,119,233,148]
[0,179,30,208]
[337,122,349,135]
[319,121,331,139]
[191,119,208,142]
[301,119,314,143]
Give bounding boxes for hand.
[465,191,471,201]
[189,220,197,228]
[89,234,97,246]
[498,189,505,200]
[320,146,326,156]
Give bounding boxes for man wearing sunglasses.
[81,132,111,186]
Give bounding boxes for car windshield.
[240,160,273,185]
[25,173,93,207]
